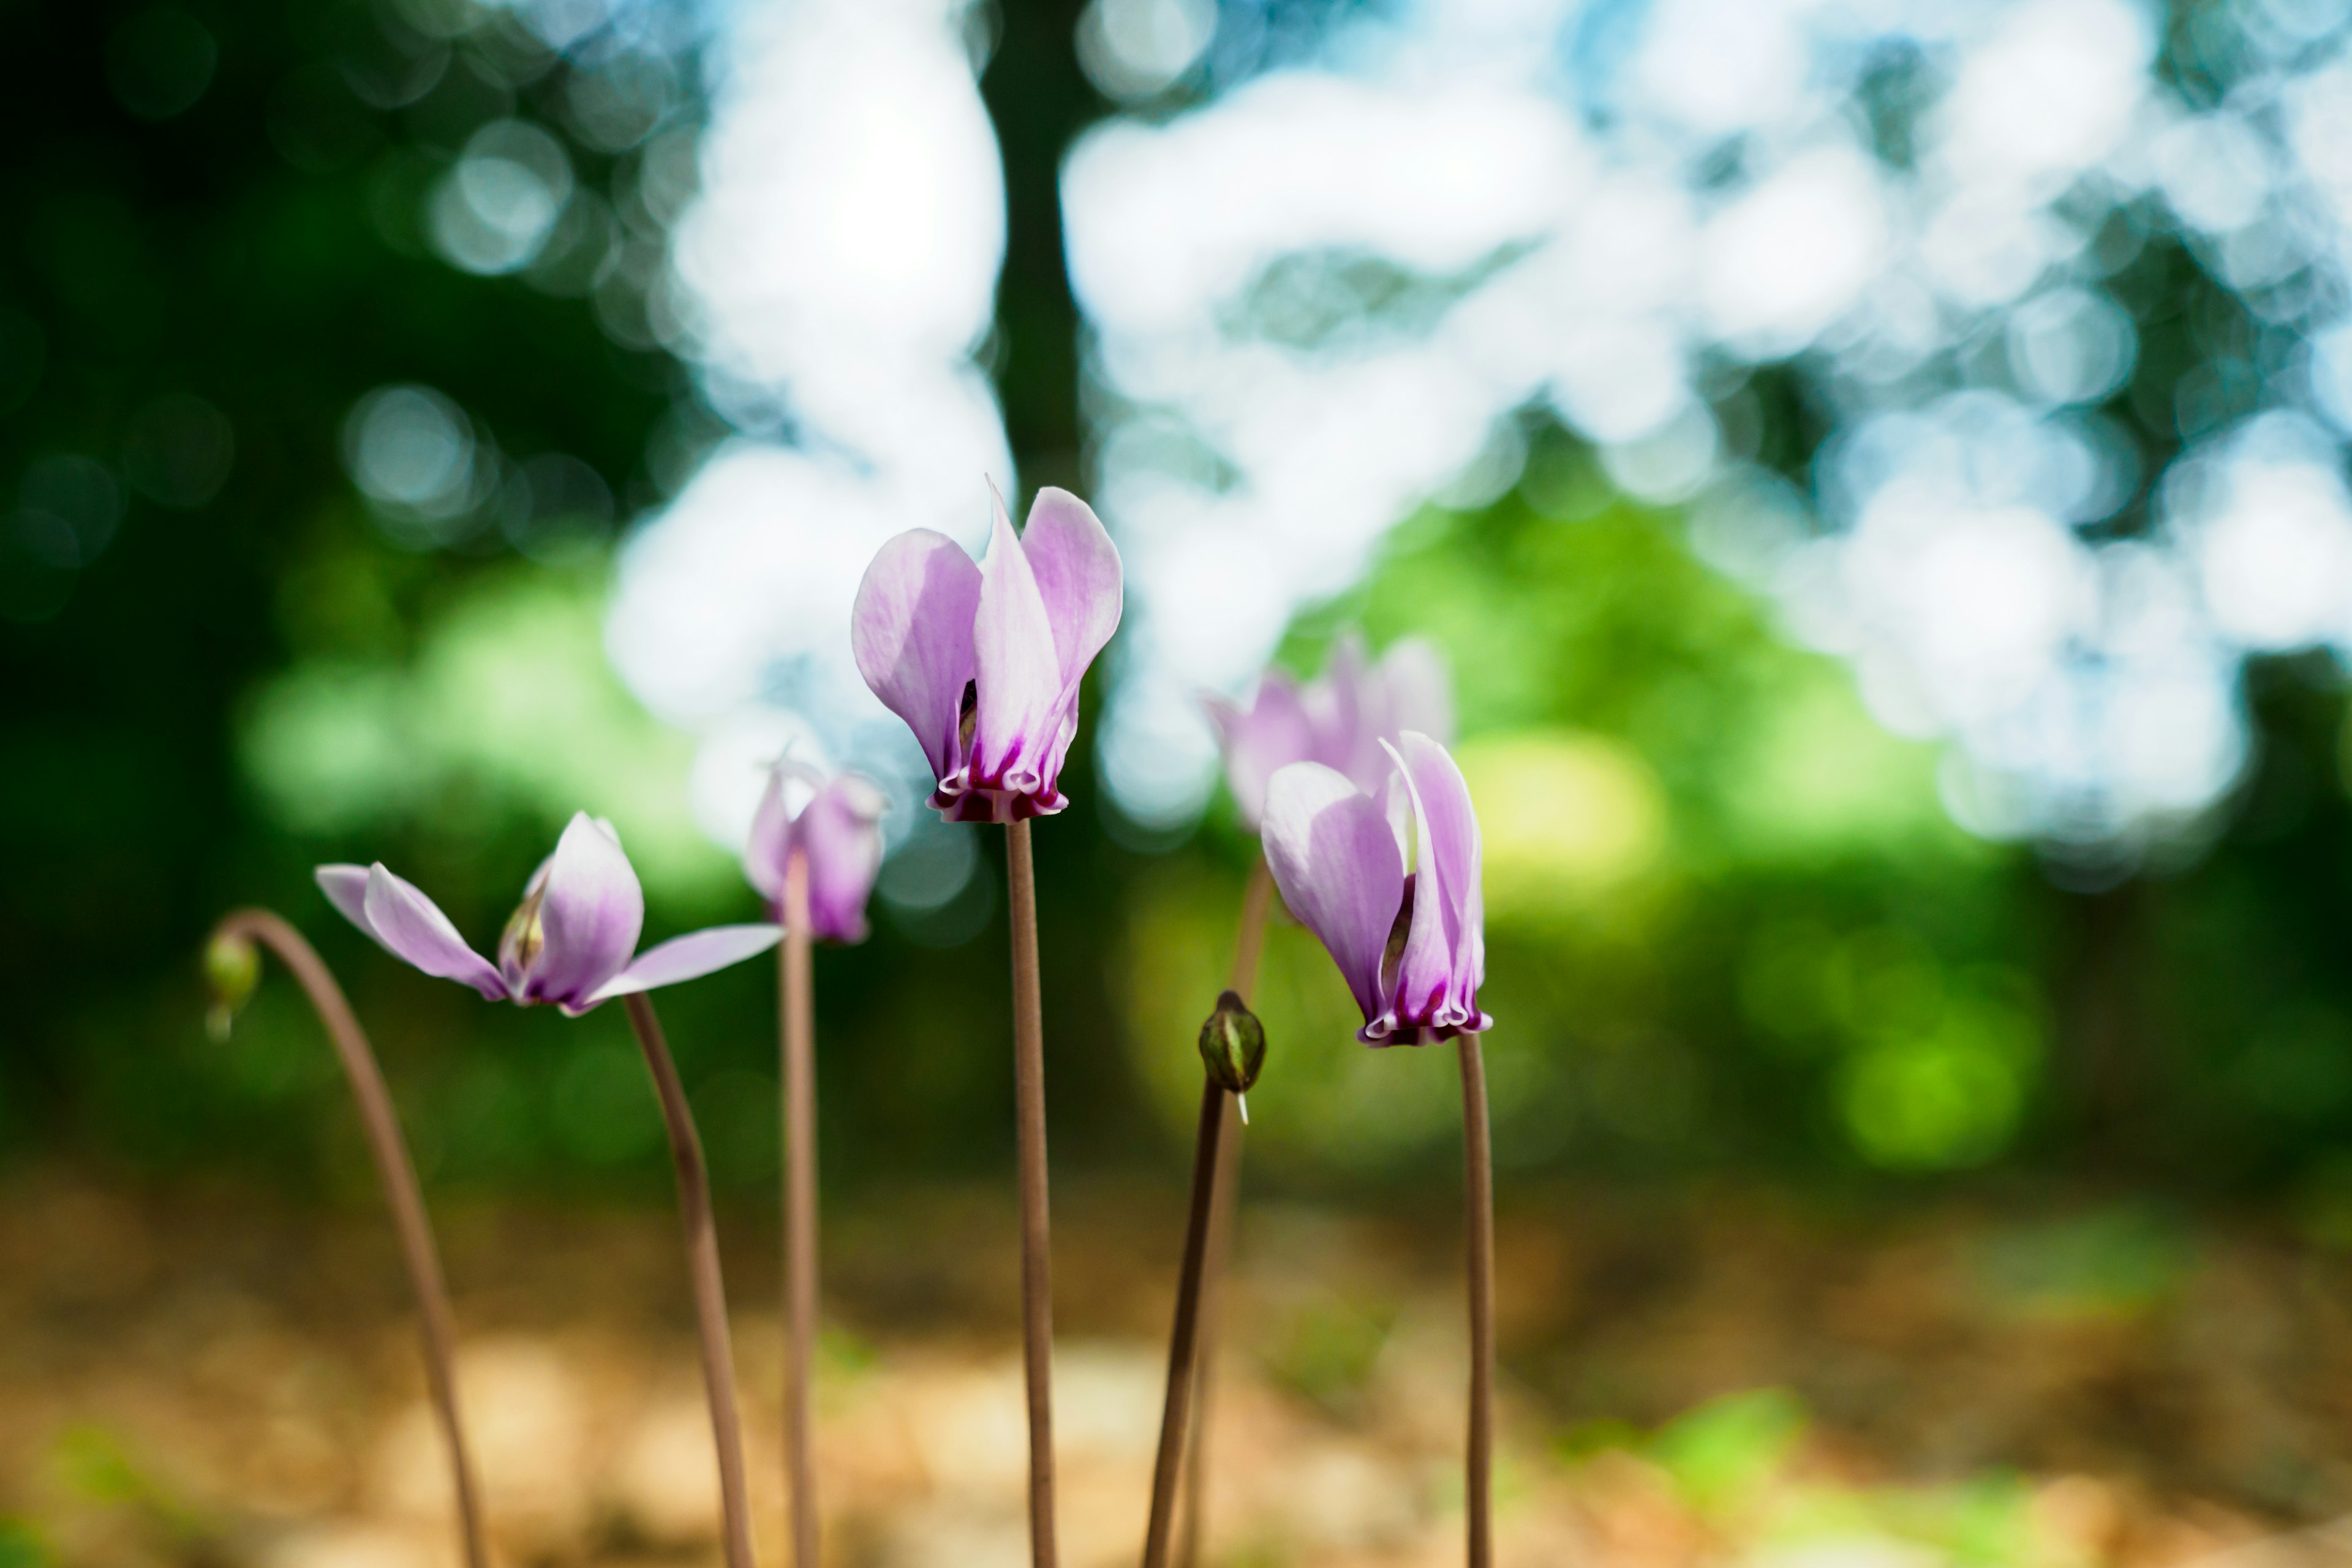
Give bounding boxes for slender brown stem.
[622,992,757,1568]
[1459,1032,1494,1568]
[209,910,489,1568]
[780,850,820,1568]
[1005,818,1060,1568]
[1172,853,1275,1568]
[1140,1080,1227,1568]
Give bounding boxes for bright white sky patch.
[605,0,1009,851]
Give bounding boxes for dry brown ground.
[4,1169,2351,1568]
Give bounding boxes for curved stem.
[209,910,488,1568]
[622,992,757,1568]
[780,850,821,1568]
[1460,1031,1494,1568]
[1140,1080,1227,1568]
[1006,818,1060,1568]
[1171,853,1273,1568]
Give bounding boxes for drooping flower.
[1205,633,1453,829]
[319,813,781,1016]
[851,486,1122,823]
[744,763,886,943]
[1261,731,1491,1046]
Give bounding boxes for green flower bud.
[1197,989,1266,1096]
[204,930,260,1042]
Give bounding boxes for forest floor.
[4,1168,2352,1568]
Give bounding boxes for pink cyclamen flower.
[851,486,1122,823]
[1205,633,1453,830]
[1262,731,1491,1046]
[744,764,886,943]
[318,812,782,1016]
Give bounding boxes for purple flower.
[851,486,1123,823]
[318,813,782,1016]
[1205,634,1453,830]
[744,764,886,943]
[1261,731,1491,1046]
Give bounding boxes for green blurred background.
[7,0,2352,1231]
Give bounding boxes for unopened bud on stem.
[1197,989,1266,1100]
[205,930,261,1041]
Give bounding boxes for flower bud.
[1196,989,1265,1096]
[204,930,260,1042]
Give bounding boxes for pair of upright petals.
[1262,731,1491,1046]
[319,813,782,1014]
[1205,634,1453,830]
[851,488,1123,823]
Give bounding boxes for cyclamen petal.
[798,775,884,943]
[1019,488,1123,702]
[1204,674,1314,831]
[1261,762,1403,1031]
[1392,731,1485,1026]
[970,494,1065,798]
[851,530,984,783]
[357,864,509,1000]
[315,864,374,934]
[519,813,645,1008]
[744,769,796,907]
[587,924,785,1009]
[1378,639,1455,749]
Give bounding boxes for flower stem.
[209,910,489,1568]
[1459,1031,1495,1568]
[780,849,820,1568]
[622,992,757,1568]
[1172,853,1274,1568]
[1140,1079,1227,1568]
[1006,818,1060,1568]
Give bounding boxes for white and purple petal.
[1382,734,1491,1039]
[584,924,785,1011]
[358,864,509,1001]
[851,529,984,784]
[1378,639,1455,748]
[799,774,885,943]
[1017,486,1122,704]
[316,864,374,935]
[520,813,645,1007]
[1205,673,1315,830]
[1261,761,1404,1035]
[743,768,795,907]
[969,492,1066,802]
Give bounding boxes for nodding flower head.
[744,763,886,944]
[852,485,1122,824]
[1204,633,1453,832]
[318,812,782,1016]
[1261,732,1491,1047]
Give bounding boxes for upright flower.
[740,760,883,1568]
[319,812,782,1012]
[1262,728,1498,1566]
[851,483,1123,1568]
[320,810,772,1568]
[1204,633,1453,829]
[1262,731,1490,1046]
[851,485,1121,823]
[1169,636,1453,1563]
[745,763,886,943]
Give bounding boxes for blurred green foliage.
[6,0,2352,1213]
